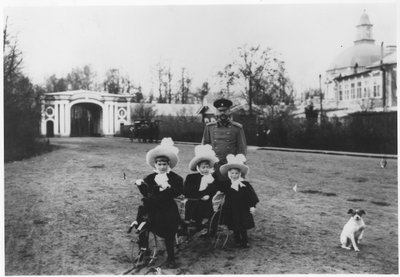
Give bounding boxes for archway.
[46,121,54,137]
[70,103,102,137]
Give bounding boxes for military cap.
[213,98,233,109]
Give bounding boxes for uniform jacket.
[139,171,183,238]
[201,120,247,164]
[218,180,259,231]
[183,173,217,221]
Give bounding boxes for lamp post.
[380,41,387,111]
[319,74,323,122]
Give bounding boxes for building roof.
[230,103,264,114]
[334,69,372,81]
[44,89,127,97]
[327,43,383,73]
[368,50,397,68]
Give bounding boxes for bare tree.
[3,17,23,88]
[219,44,292,115]
[194,82,210,104]
[66,65,96,90]
[4,18,43,160]
[150,62,166,103]
[164,67,173,103]
[177,67,192,104]
[45,74,68,92]
[217,64,238,98]
[131,103,156,121]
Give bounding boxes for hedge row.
[152,112,397,155]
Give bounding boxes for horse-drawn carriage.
[128,120,159,143]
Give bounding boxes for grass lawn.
[4,137,398,274]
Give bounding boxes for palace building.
[322,11,397,117]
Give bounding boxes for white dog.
[340,209,366,252]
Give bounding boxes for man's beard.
[218,114,230,122]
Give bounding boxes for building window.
[373,81,380,97]
[363,81,368,98]
[351,83,355,99]
[376,85,381,97]
[344,84,349,100]
[357,82,362,98]
[339,90,343,101]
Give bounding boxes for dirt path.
[4,137,398,274]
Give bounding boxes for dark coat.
[218,180,259,231]
[183,173,217,221]
[139,171,183,238]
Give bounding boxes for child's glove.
[135,179,144,186]
[201,195,210,201]
[250,207,256,214]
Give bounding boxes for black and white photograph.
[3,0,398,274]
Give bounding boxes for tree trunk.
[248,78,253,116]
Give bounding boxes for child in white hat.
[184,144,219,235]
[217,154,259,248]
[133,137,183,269]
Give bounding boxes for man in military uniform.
[201,98,247,180]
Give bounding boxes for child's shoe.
[165,259,178,269]
[199,228,209,237]
[240,241,250,248]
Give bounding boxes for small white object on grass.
[293,184,298,192]
[380,158,387,168]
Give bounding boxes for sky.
[3,0,398,97]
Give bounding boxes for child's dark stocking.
[240,229,248,244]
[165,235,177,268]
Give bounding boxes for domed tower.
[326,11,382,79]
[354,10,375,45]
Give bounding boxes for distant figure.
[129,126,135,142]
[380,158,387,168]
[149,120,160,143]
[140,121,150,143]
[256,122,270,147]
[201,98,247,181]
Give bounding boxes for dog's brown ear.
[347,209,354,214]
[359,210,366,215]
